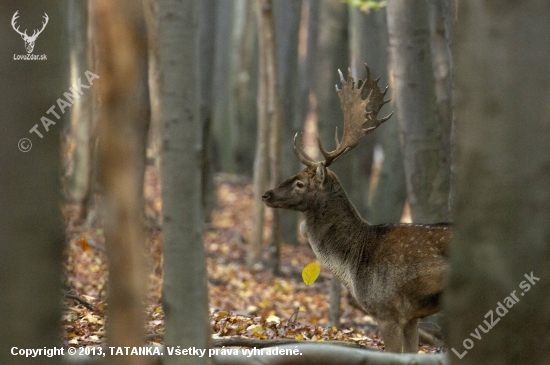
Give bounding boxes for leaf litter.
[62,166,443,354]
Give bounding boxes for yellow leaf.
[249,325,265,334]
[295,333,304,340]
[302,262,321,285]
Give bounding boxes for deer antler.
[294,64,393,168]
[11,11,27,37]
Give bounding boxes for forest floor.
[62,166,444,354]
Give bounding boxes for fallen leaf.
[302,262,321,285]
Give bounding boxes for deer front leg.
[378,319,405,353]
[379,317,419,353]
[403,318,419,353]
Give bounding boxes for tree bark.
[212,1,243,174]
[144,0,161,172]
[429,0,454,214]
[446,2,550,364]
[68,0,93,216]
[365,9,407,225]
[347,5,376,219]
[313,0,351,328]
[314,0,352,191]
[235,4,259,178]
[273,0,302,247]
[199,0,218,221]
[158,1,211,364]
[0,2,66,364]
[257,0,285,274]
[386,0,450,223]
[92,1,149,364]
[249,0,273,268]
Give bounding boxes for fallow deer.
[262,65,450,353]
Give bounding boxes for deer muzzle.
[262,190,274,204]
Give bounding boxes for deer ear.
[315,164,327,185]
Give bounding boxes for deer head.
[263,65,393,211]
[12,11,49,54]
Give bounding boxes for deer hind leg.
[403,318,419,353]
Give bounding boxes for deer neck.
[302,183,369,293]
[304,187,364,234]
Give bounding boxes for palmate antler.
[294,64,393,168]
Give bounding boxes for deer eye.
[296,181,304,188]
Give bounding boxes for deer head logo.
[11,11,49,54]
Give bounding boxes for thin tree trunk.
[249,0,276,269]
[144,0,162,172]
[429,0,454,214]
[386,0,450,223]
[314,0,350,329]
[272,0,302,247]
[0,2,66,364]
[297,0,319,126]
[212,1,237,173]
[365,9,407,225]
[447,2,550,364]
[68,0,93,218]
[158,1,211,364]
[199,0,218,221]
[257,0,285,275]
[315,0,352,191]
[93,1,149,364]
[347,5,375,219]
[236,4,260,178]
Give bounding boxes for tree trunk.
[259,0,285,275]
[297,0,319,127]
[386,0,450,223]
[314,0,352,190]
[199,0,218,221]
[144,0,161,173]
[364,8,407,225]
[158,1,211,364]
[68,0,93,217]
[446,2,550,364]
[274,0,302,247]
[235,4,259,178]
[92,1,149,364]
[347,5,376,219]
[249,0,277,269]
[429,0,454,214]
[0,3,66,364]
[212,1,240,173]
[314,0,350,329]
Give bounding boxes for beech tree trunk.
[0,2,66,364]
[447,2,550,364]
[92,1,150,364]
[429,0,454,213]
[68,0,93,216]
[199,0,218,221]
[274,0,302,247]
[347,5,376,219]
[249,0,270,268]
[314,0,351,328]
[314,0,352,190]
[386,0,450,223]
[158,1,211,364]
